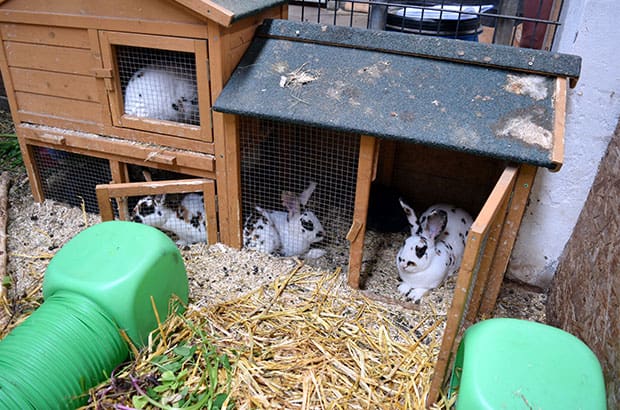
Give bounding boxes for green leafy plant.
[131,322,235,410]
[0,133,23,171]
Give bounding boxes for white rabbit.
[124,65,198,124]
[267,182,325,259]
[396,199,473,302]
[243,206,281,255]
[243,182,325,259]
[132,193,206,246]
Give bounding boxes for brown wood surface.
[0,23,90,48]
[428,164,520,405]
[347,135,378,289]
[551,77,567,170]
[96,178,218,244]
[478,164,537,316]
[10,68,99,102]
[19,125,217,177]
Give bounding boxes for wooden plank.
[0,0,206,26]
[0,23,90,48]
[551,77,567,171]
[17,139,44,202]
[175,0,234,27]
[428,164,520,404]
[0,10,209,39]
[465,166,518,323]
[109,160,130,220]
[95,178,219,244]
[193,38,213,142]
[15,92,102,124]
[96,187,115,221]
[4,41,95,74]
[102,31,201,53]
[18,124,217,176]
[10,68,99,102]
[478,164,538,316]
[347,135,378,289]
[494,0,519,46]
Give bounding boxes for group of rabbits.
[124,64,474,302]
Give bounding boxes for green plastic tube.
[0,221,189,409]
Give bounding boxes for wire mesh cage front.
[32,146,112,214]
[240,118,360,264]
[116,46,199,126]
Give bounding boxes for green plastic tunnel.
[0,221,189,409]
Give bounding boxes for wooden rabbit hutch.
[0,0,288,244]
[212,19,581,403]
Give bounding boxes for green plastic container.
[0,221,189,409]
[449,318,607,410]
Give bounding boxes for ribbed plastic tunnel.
[0,291,129,409]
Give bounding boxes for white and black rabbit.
[396,198,473,302]
[124,65,198,124]
[243,206,281,255]
[243,182,325,259]
[132,193,206,246]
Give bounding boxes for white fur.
[133,193,206,246]
[396,199,473,302]
[243,182,325,259]
[243,206,281,255]
[124,65,198,123]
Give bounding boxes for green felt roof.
[213,19,582,169]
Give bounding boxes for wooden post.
[346,135,378,289]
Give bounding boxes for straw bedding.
[1,167,547,409]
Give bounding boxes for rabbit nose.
[407,261,417,268]
[132,215,143,223]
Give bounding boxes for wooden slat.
[551,77,567,171]
[0,23,90,48]
[478,164,537,316]
[0,10,209,39]
[193,38,213,141]
[465,166,519,323]
[17,138,44,202]
[96,178,219,244]
[347,135,378,289]
[4,41,95,74]
[15,92,102,124]
[428,164,520,405]
[10,68,99,102]
[108,160,130,220]
[0,0,205,26]
[19,124,217,176]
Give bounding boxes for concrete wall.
[508,0,620,287]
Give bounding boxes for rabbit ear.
[399,198,420,232]
[299,182,317,207]
[154,194,166,204]
[423,210,448,241]
[282,191,301,218]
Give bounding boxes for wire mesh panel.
[32,146,112,214]
[116,46,199,125]
[240,118,360,264]
[290,0,562,49]
[96,178,217,247]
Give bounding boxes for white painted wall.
[507,0,620,287]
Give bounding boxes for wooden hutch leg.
[346,135,378,289]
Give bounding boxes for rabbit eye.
[301,219,314,231]
[415,245,427,258]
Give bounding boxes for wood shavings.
[1,166,547,408]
